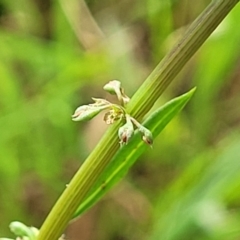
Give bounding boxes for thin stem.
[127,0,240,120]
[129,116,142,129]
[37,0,239,240]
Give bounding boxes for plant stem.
[127,0,240,120]
[37,0,239,239]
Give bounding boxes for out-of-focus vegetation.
[0,0,240,239]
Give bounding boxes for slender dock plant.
[1,0,239,240]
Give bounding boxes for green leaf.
[73,87,196,218]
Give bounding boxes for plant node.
[72,80,153,146]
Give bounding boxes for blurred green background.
[1,0,240,239]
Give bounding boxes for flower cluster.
[0,221,64,240]
[72,80,153,146]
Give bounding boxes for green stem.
[127,0,240,120]
[37,0,239,239]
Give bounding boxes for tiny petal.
[103,80,121,95]
[91,98,110,107]
[104,111,117,125]
[142,134,153,146]
[103,109,123,125]
[103,112,112,124]
[118,117,134,145]
[72,105,105,122]
[138,126,153,146]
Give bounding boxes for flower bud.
[118,116,134,145]
[72,105,105,122]
[103,80,130,106]
[9,222,34,238]
[103,80,122,95]
[118,125,134,145]
[128,116,153,146]
[138,126,153,146]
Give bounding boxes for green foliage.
[151,137,240,240]
[0,0,240,239]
